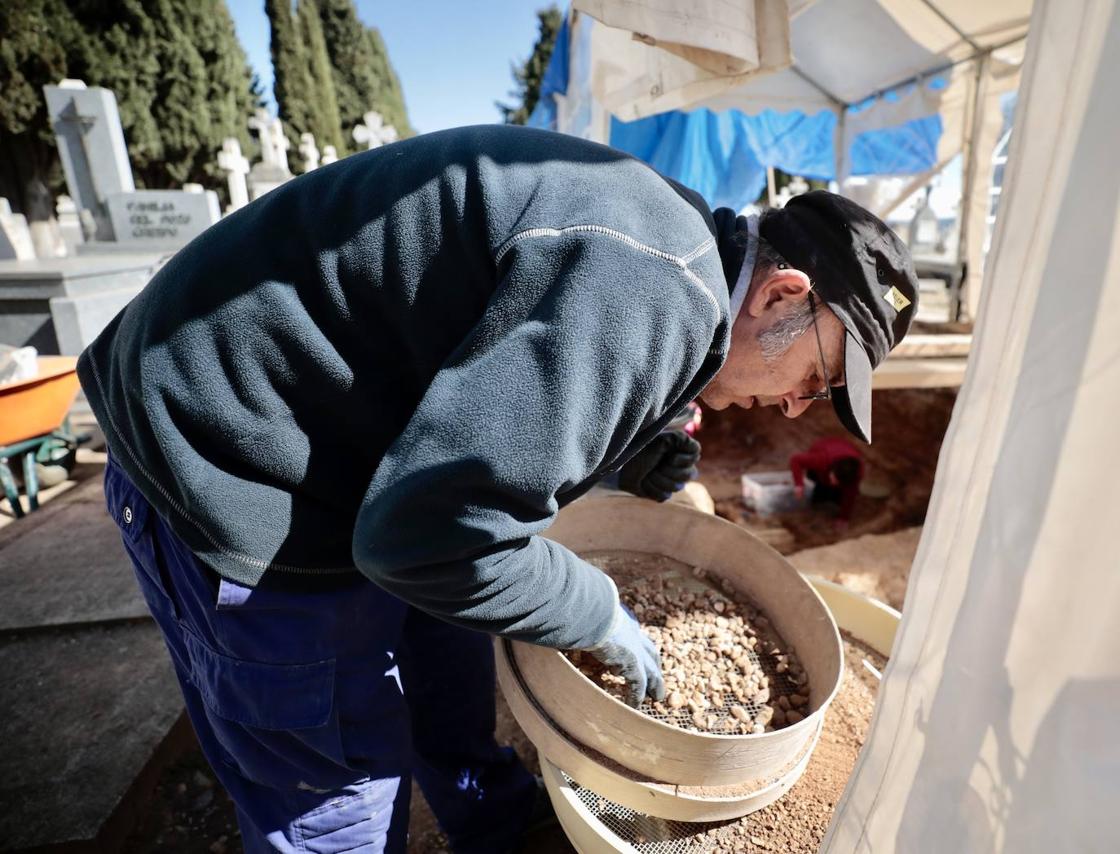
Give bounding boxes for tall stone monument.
[247,109,292,200]
[42,78,220,253]
[43,80,135,241]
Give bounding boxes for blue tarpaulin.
[529,15,945,211]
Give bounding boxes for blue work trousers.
[104,456,536,852]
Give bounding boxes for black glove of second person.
[617,430,700,502]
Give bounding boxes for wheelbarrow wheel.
[35,462,70,488]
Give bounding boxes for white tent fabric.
[822,0,1120,849]
[573,0,794,76]
[571,0,795,120]
[575,0,1028,128]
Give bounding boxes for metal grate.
[566,771,734,852]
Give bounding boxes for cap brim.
[831,330,873,443]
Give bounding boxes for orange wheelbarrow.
[0,356,89,518]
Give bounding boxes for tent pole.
[874,157,956,220]
[956,53,991,323]
[767,167,777,207]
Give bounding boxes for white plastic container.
[740,470,813,515]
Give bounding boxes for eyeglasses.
[798,291,832,402]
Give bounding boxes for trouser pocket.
[181,624,356,792]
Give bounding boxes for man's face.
[700,269,847,418]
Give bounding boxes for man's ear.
[746,268,812,318]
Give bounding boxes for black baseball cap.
[759,191,918,443]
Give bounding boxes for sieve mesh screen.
[566,770,734,852]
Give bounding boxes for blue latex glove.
[585,601,666,707]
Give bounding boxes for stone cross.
[268,120,291,171]
[299,132,320,172]
[43,79,135,241]
[247,109,291,176]
[352,111,399,150]
[217,137,250,212]
[321,145,339,166]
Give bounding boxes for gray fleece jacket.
[78,125,734,649]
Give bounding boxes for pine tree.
[316,0,413,143]
[497,5,562,125]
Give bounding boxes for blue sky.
[228,0,550,134]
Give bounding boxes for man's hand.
[794,484,805,501]
[617,431,701,502]
[585,603,665,707]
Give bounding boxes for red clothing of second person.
[789,437,864,521]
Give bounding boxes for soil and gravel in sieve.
[567,551,811,735]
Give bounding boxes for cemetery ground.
[0,389,951,852]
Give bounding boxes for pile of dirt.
[696,388,956,554]
[788,527,922,611]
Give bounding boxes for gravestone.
[3,82,193,359]
[299,132,320,172]
[217,138,250,212]
[321,145,339,165]
[0,199,36,261]
[352,111,398,151]
[104,189,220,248]
[43,80,135,242]
[247,110,291,200]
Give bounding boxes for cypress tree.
[267,0,312,165]
[268,0,344,166]
[363,26,412,138]
[75,0,211,188]
[0,0,82,225]
[177,0,262,182]
[316,0,413,142]
[498,5,562,125]
[297,0,344,153]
